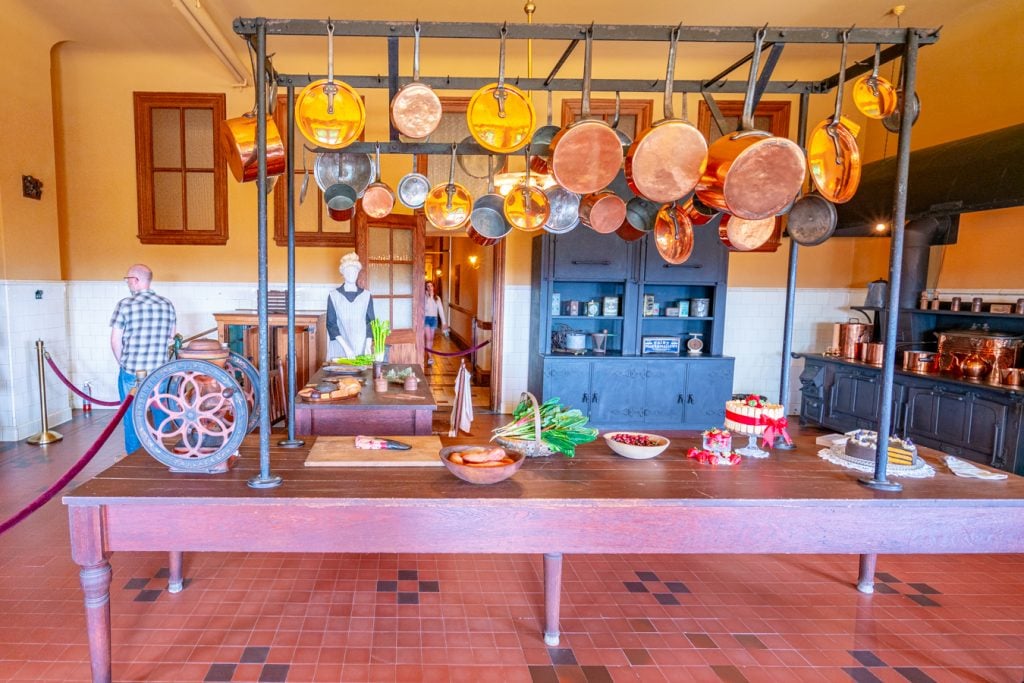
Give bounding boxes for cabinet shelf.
[902,307,1024,320]
[642,316,714,322]
[552,315,624,321]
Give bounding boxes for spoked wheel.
[223,352,260,434]
[131,359,249,472]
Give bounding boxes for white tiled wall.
[5,277,1017,440]
[0,281,72,441]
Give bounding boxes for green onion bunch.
[371,319,390,358]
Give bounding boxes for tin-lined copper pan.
[390,22,442,140]
[549,27,624,195]
[625,26,707,204]
[653,203,694,264]
[695,29,805,219]
[718,214,779,251]
[361,144,395,219]
[580,191,626,234]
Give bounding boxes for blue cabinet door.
[643,361,687,424]
[683,359,734,427]
[642,220,728,284]
[541,358,593,415]
[552,230,633,280]
[589,361,648,425]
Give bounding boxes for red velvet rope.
[424,339,491,358]
[0,395,134,537]
[44,352,121,406]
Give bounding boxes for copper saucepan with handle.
[718,214,780,252]
[466,24,535,154]
[424,143,473,230]
[580,191,626,234]
[362,143,395,219]
[807,30,862,204]
[221,40,286,183]
[695,28,806,220]
[504,148,551,233]
[294,21,366,149]
[625,25,708,204]
[853,43,898,120]
[549,26,624,195]
[390,20,442,140]
[653,202,695,265]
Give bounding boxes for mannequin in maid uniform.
[326,253,376,360]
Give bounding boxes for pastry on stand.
[724,395,789,457]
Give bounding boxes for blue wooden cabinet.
[530,227,734,430]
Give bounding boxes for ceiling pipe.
[171,0,249,86]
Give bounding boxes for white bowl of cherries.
[603,431,670,459]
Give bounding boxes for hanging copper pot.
[423,143,473,230]
[579,190,626,234]
[853,44,898,120]
[695,29,806,219]
[807,30,862,204]
[625,26,708,204]
[653,203,695,264]
[221,45,286,183]
[390,21,442,140]
[718,214,780,251]
[504,149,551,232]
[467,25,535,154]
[294,21,366,149]
[361,144,395,219]
[786,192,837,246]
[681,196,719,226]
[549,27,624,195]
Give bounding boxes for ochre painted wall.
[852,0,1024,289]
[0,4,62,280]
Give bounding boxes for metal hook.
[929,25,943,37]
[515,75,520,85]
[415,18,420,31]
[327,17,334,33]
[787,79,798,89]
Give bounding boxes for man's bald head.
[126,264,153,293]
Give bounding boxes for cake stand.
[736,432,769,458]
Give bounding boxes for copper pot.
[863,342,884,366]
[1001,368,1022,387]
[653,204,694,265]
[624,27,707,203]
[695,29,805,219]
[466,26,535,154]
[549,28,624,195]
[807,31,862,204]
[718,214,779,252]
[389,22,442,139]
[221,114,286,183]
[361,144,395,219]
[579,191,626,234]
[838,320,872,359]
[294,23,366,149]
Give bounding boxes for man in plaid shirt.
[110,264,176,454]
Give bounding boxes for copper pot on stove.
[838,319,872,359]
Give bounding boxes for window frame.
[133,91,228,245]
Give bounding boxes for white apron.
[327,288,372,360]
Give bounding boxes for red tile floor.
[2,410,1024,682]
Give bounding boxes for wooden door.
[356,212,425,362]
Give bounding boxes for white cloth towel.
[944,456,1008,480]
[449,363,474,437]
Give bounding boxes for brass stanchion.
[27,339,63,445]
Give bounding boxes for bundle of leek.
[371,319,390,359]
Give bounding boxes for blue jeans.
[118,368,170,456]
[118,367,141,454]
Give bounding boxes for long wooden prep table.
[64,427,1024,683]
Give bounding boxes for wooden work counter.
[64,426,1024,683]
[293,364,436,436]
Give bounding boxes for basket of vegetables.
[492,392,598,458]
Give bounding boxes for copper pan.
[853,44,898,119]
[390,21,442,140]
[625,26,707,204]
[807,30,862,204]
[294,22,366,149]
[361,144,395,219]
[695,29,805,219]
[681,195,719,226]
[580,190,626,234]
[549,27,624,195]
[653,203,695,265]
[466,25,535,154]
[221,44,285,183]
[468,159,512,246]
[718,213,781,252]
[423,143,473,231]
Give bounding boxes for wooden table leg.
[69,506,112,683]
[543,552,563,647]
[857,553,877,594]
[168,551,184,593]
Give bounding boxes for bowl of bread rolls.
[439,444,525,485]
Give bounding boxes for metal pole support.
[27,339,63,445]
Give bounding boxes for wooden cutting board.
[304,435,444,467]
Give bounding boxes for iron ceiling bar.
[817,41,910,91]
[275,74,818,94]
[235,19,937,45]
[701,42,772,89]
[543,39,580,87]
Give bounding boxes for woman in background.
[423,280,448,366]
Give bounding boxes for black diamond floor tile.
[258,663,290,682]
[397,592,419,604]
[240,646,270,664]
[653,593,680,606]
[418,580,439,592]
[664,581,690,594]
[635,571,659,582]
[376,580,397,592]
[155,567,170,579]
[134,589,162,602]
[580,665,614,683]
[123,578,149,590]
[843,667,883,683]
[874,583,899,594]
[907,594,940,607]
[907,582,940,595]
[547,647,577,665]
[875,572,901,583]
[851,650,887,667]
[528,665,559,683]
[894,667,938,683]
[398,569,418,580]
[204,663,236,682]
[623,581,648,593]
